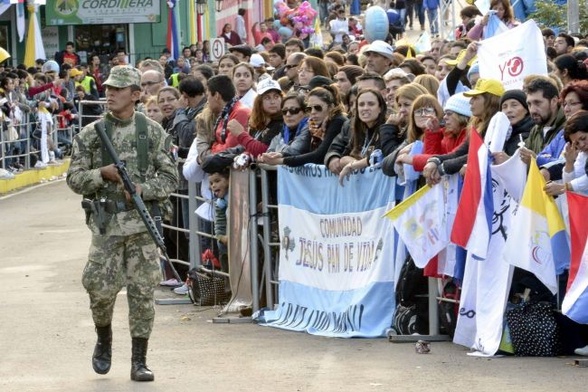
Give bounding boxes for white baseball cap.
[256,77,282,95]
[364,40,394,60]
[250,53,272,69]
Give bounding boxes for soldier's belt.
[103,199,135,214]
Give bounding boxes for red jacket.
[211,101,251,153]
[411,127,467,172]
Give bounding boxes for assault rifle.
[95,121,183,283]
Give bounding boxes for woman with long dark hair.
[467,0,518,41]
[260,85,347,166]
[226,78,284,159]
[338,88,388,184]
[553,54,588,87]
[219,23,243,47]
[232,62,257,108]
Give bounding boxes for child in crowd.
[210,168,231,275]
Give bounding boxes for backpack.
[393,255,429,334]
[438,278,460,337]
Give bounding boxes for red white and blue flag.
[166,0,180,60]
[450,131,494,260]
[562,192,588,324]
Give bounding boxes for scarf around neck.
[214,96,240,143]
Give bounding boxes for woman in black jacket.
[259,85,347,167]
[493,89,533,163]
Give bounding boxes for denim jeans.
[397,9,407,28]
[426,8,439,35]
[319,1,329,25]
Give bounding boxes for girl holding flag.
[467,0,519,41]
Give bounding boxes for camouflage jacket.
[67,112,178,236]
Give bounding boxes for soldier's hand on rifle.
[124,184,143,202]
[100,164,122,183]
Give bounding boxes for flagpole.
[189,0,197,45]
[23,3,36,67]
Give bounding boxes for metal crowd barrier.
[0,115,65,172]
[158,161,452,343]
[164,165,280,316]
[0,99,110,173]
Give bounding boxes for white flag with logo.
[477,19,547,91]
[385,183,450,268]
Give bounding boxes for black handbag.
[505,301,561,356]
[186,267,228,306]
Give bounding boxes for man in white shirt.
[236,8,247,42]
[329,8,348,44]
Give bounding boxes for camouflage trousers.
[82,231,161,339]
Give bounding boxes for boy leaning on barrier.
[209,167,231,281]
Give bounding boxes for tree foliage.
[528,0,587,34]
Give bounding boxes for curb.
[0,159,70,195]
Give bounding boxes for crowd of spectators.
[0,42,107,175]
[3,0,588,353]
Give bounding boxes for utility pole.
[567,0,580,34]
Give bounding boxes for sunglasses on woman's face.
[305,105,325,113]
[281,107,303,115]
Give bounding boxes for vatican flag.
[24,3,45,67]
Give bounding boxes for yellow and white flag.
[384,183,449,268]
[503,159,569,294]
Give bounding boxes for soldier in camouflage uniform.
[66,65,178,382]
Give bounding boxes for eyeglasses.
[281,107,303,115]
[284,63,299,70]
[142,80,162,87]
[305,105,325,113]
[562,101,582,108]
[443,110,455,116]
[414,107,436,116]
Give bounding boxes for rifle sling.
[99,112,149,182]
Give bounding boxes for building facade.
[2,0,281,67]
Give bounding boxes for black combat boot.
[92,325,112,375]
[130,337,154,382]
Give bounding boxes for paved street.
[0,180,586,391]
